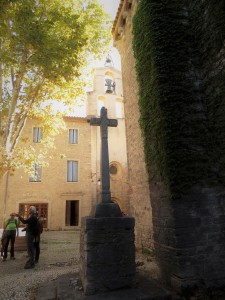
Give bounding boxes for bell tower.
[86,57,123,119]
[87,59,130,217]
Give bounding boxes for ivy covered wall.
[133,0,225,198]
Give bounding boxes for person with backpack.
[16,206,38,269]
[2,213,19,261]
[34,212,43,264]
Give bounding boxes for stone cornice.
[112,0,139,42]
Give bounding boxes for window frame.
[29,163,42,182]
[68,129,78,144]
[33,127,42,143]
[67,160,78,182]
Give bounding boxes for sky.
[98,0,120,19]
[96,0,121,70]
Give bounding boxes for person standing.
[34,212,43,264]
[16,206,38,269]
[2,213,19,261]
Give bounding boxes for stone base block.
[79,216,136,295]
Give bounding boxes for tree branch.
[0,39,3,136]
[8,76,45,154]
[4,54,27,143]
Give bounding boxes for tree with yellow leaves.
[0,0,111,178]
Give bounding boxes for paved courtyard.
[0,230,161,300]
[0,230,80,300]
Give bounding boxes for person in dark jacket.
[16,206,38,269]
[34,212,43,264]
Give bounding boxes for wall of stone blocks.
[113,0,225,295]
[80,216,136,295]
[113,0,153,250]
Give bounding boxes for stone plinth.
[79,216,136,295]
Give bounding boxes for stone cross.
[89,107,117,204]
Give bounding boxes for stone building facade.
[113,0,153,250]
[113,0,225,297]
[0,64,129,230]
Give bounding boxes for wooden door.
[19,203,48,228]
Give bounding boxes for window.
[67,160,78,182]
[116,99,123,118]
[29,164,42,182]
[69,129,78,144]
[97,96,106,115]
[33,127,42,143]
[109,162,122,177]
[110,165,118,175]
[65,200,79,226]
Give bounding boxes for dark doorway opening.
[65,200,79,226]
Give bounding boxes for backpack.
[5,218,17,229]
[34,219,43,236]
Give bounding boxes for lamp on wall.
[91,173,95,181]
[91,173,101,186]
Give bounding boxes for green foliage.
[133,0,225,198]
[0,0,111,176]
[0,0,110,81]
[142,247,154,257]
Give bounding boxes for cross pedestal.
[80,217,136,295]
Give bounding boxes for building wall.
[113,0,225,295]
[113,0,153,250]
[1,65,130,229]
[1,117,92,230]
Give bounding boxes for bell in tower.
[104,55,116,94]
[104,55,114,67]
[105,78,115,94]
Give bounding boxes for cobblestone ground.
[0,230,80,300]
[0,230,159,300]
